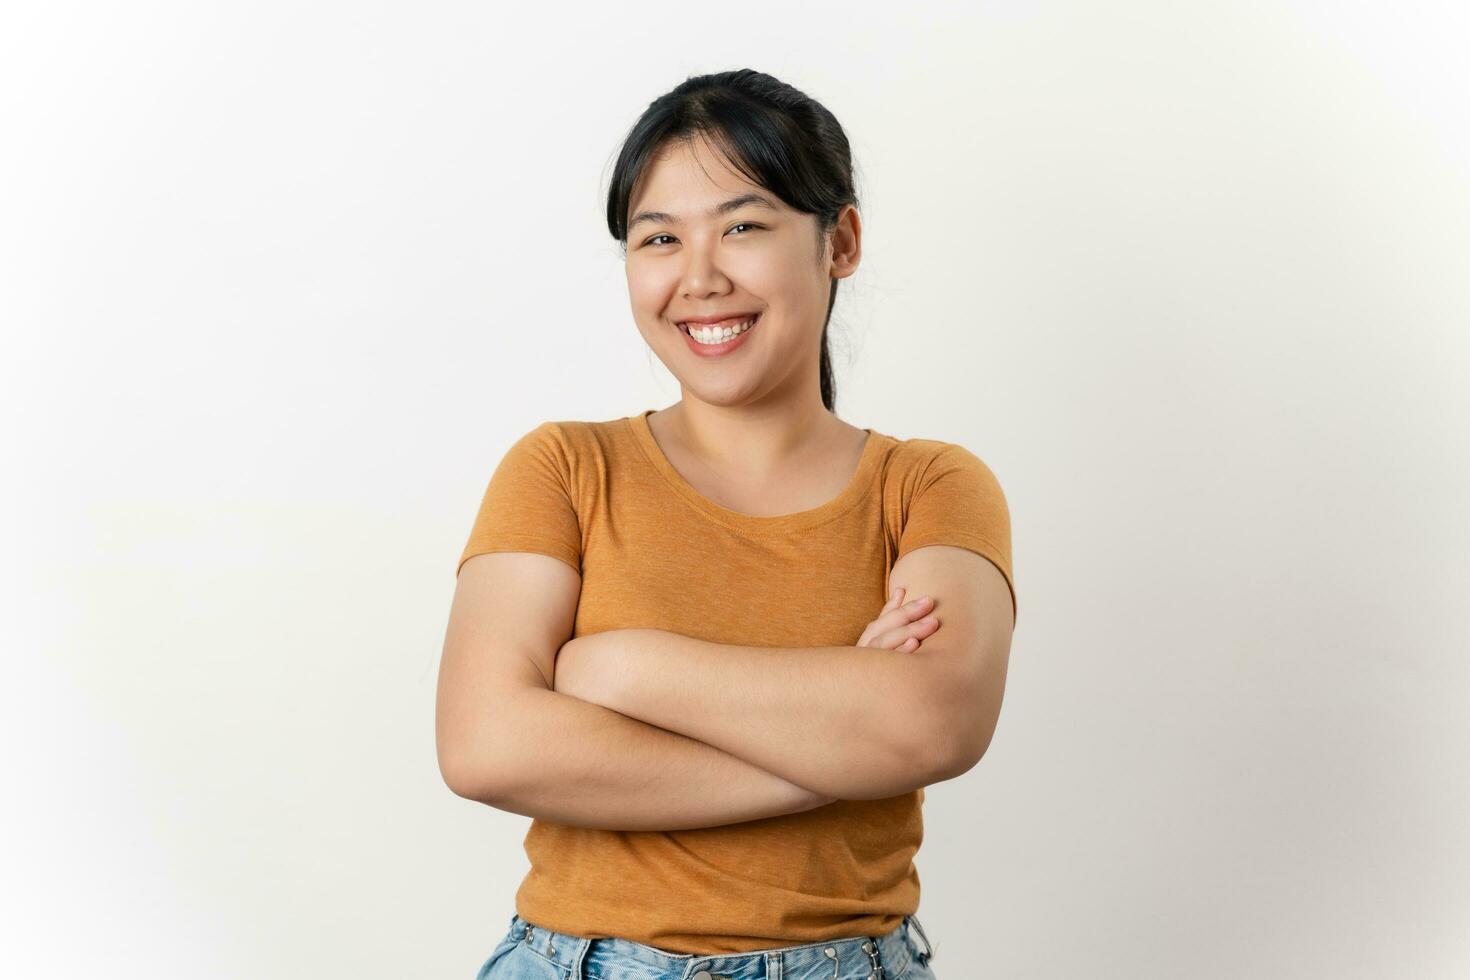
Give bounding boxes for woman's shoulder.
[870,426,993,478]
[505,414,639,466]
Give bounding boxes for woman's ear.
[829,205,862,279]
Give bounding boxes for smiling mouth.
[677,311,761,341]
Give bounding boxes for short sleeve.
[896,443,1016,622]
[456,422,583,577]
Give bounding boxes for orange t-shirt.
[456,409,1016,953]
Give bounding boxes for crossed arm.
[551,545,1015,801]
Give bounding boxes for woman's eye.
[642,223,763,248]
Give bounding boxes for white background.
[4,1,1467,977]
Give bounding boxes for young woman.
[438,68,1016,980]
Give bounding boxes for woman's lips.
[679,312,760,357]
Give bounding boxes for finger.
[861,589,905,645]
[860,592,930,649]
[860,617,914,650]
[864,631,915,652]
[870,615,940,651]
[888,635,920,654]
[872,594,934,634]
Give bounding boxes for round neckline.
[627,408,883,532]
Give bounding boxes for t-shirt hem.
[457,542,582,578]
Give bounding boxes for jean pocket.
[904,914,935,967]
[481,942,569,979]
[474,933,519,980]
[902,955,939,980]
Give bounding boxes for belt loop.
[908,914,934,960]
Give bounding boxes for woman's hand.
[857,586,940,653]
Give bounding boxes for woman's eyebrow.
[628,193,777,232]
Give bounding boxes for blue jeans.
[473,911,939,979]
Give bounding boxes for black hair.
[605,69,859,413]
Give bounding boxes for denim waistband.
[501,911,931,979]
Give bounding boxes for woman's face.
[624,136,859,409]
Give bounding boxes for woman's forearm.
[471,687,838,831]
[556,629,947,801]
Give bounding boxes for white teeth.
[684,314,758,345]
